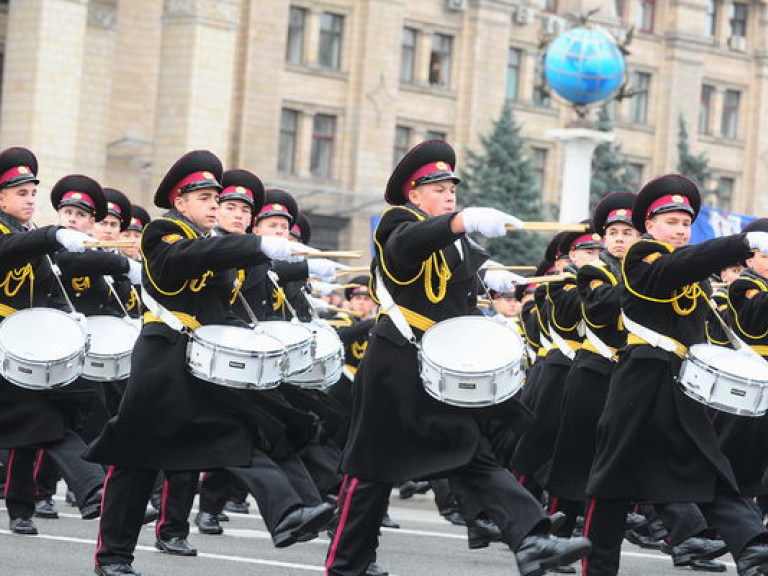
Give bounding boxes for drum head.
[689,344,768,382]
[259,321,313,347]
[0,308,85,361]
[311,323,343,357]
[86,316,139,355]
[421,316,523,372]
[195,325,285,353]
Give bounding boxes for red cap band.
[257,202,292,219]
[107,201,122,215]
[220,185,254,201]
[61,190,96,210]
[569,233,604,251]
[402,161,455,198]
[168,170,218,205]
[646,194,692,220]
[606,208,632,222]
[0,165,33,185]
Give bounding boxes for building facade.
[0,0,766,248]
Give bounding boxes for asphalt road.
[0,488,739,576]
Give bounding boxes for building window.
[721,89,741,139]
[636,0,655,33]
[400,27,417,84]
[429,33,453,88]
[533,54,551,107]
[729,2,748,38]
[531,148,548,194]
[626,163,644,190]
[278,108,299,174]
[318,12,344,70]
[285,6,307,64]
[506,48,522,101]
[311,114,336,178]
[629,71,651,124]
[393,126,411,168]
[715,177,734,211]
[538,0,558,13]
[425,130,447,142]
[699,84,714,135]
[705,0,717,36]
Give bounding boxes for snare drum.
[0,308,88,389]
[258,321,315,377]
[678,344,768,417]
[286,320,344,389]
[187,325,285,389]
[419,315,525,408]
[82,316,140,381]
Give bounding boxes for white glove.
[309,296,330,313]
[290,241,321,254]
[746,231,768,254]
[259,236,303,262]
[483,269,526,292]
[310,280,337,296]
[55,229,92,253]
[461,207,524,238]
[308,258,348,283]
[126,258,142,285]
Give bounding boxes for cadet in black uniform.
[0,148,105,536]
[87,151,335,576]
[720,218,768,507]
[325,140,590,576]
[584,175,768,576]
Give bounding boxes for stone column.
[0,0,88,181]
[75,0,118,181]
[549,128,615,222]
[152,0,242,182]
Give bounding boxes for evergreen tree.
[461,101,547,264]
[590,104,633,210]
[677,113,710,187]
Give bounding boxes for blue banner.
[691,205,757,244]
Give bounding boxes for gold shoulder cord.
[547,275,580,332]
[621,239,704,315]
[729,276,768,340]
[581,265,619,330]
[230,269,246,305]
[0,225,35,304]
[140,218,198,296]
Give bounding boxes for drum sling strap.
[140,287,197,332]
[583,326,617,361]
[374,269,417,345]
[548,324,577,360]
[621,312,687,358]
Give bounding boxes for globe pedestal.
[549,128,615,222]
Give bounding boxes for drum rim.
[684,348,768,385]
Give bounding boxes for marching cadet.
[720,218,768,510]
[512,223,602,509]
[325,140,591,576]
[117,204,151,320]
[195,169,328,539]
[542,192,727,572]
[0,148,105,536]
[584,175,768,576]
[87,151,335,576]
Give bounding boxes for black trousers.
[299,439,343,498]
[583,494,767,576]
[326,440,546,576]
[155,472,198,541]
[33,450,60,500]
[5,430,104,519]
[199,450,322,519]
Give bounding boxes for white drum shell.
[187,325,285,389]
[0,308,87,390]
[82,316,140,381]
[286,321,344,389]
[259,321,315,377]
[678,344,768,417]
[418,316,525,407]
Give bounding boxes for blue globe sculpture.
[544,26,625,106]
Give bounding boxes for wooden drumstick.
[519,273,570,284]
[327,305,364,318]
[486,265,537,272]
[505,222,589,233]
[334,267,371,276]
[84,241,136,248]
[292,250,364,259]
